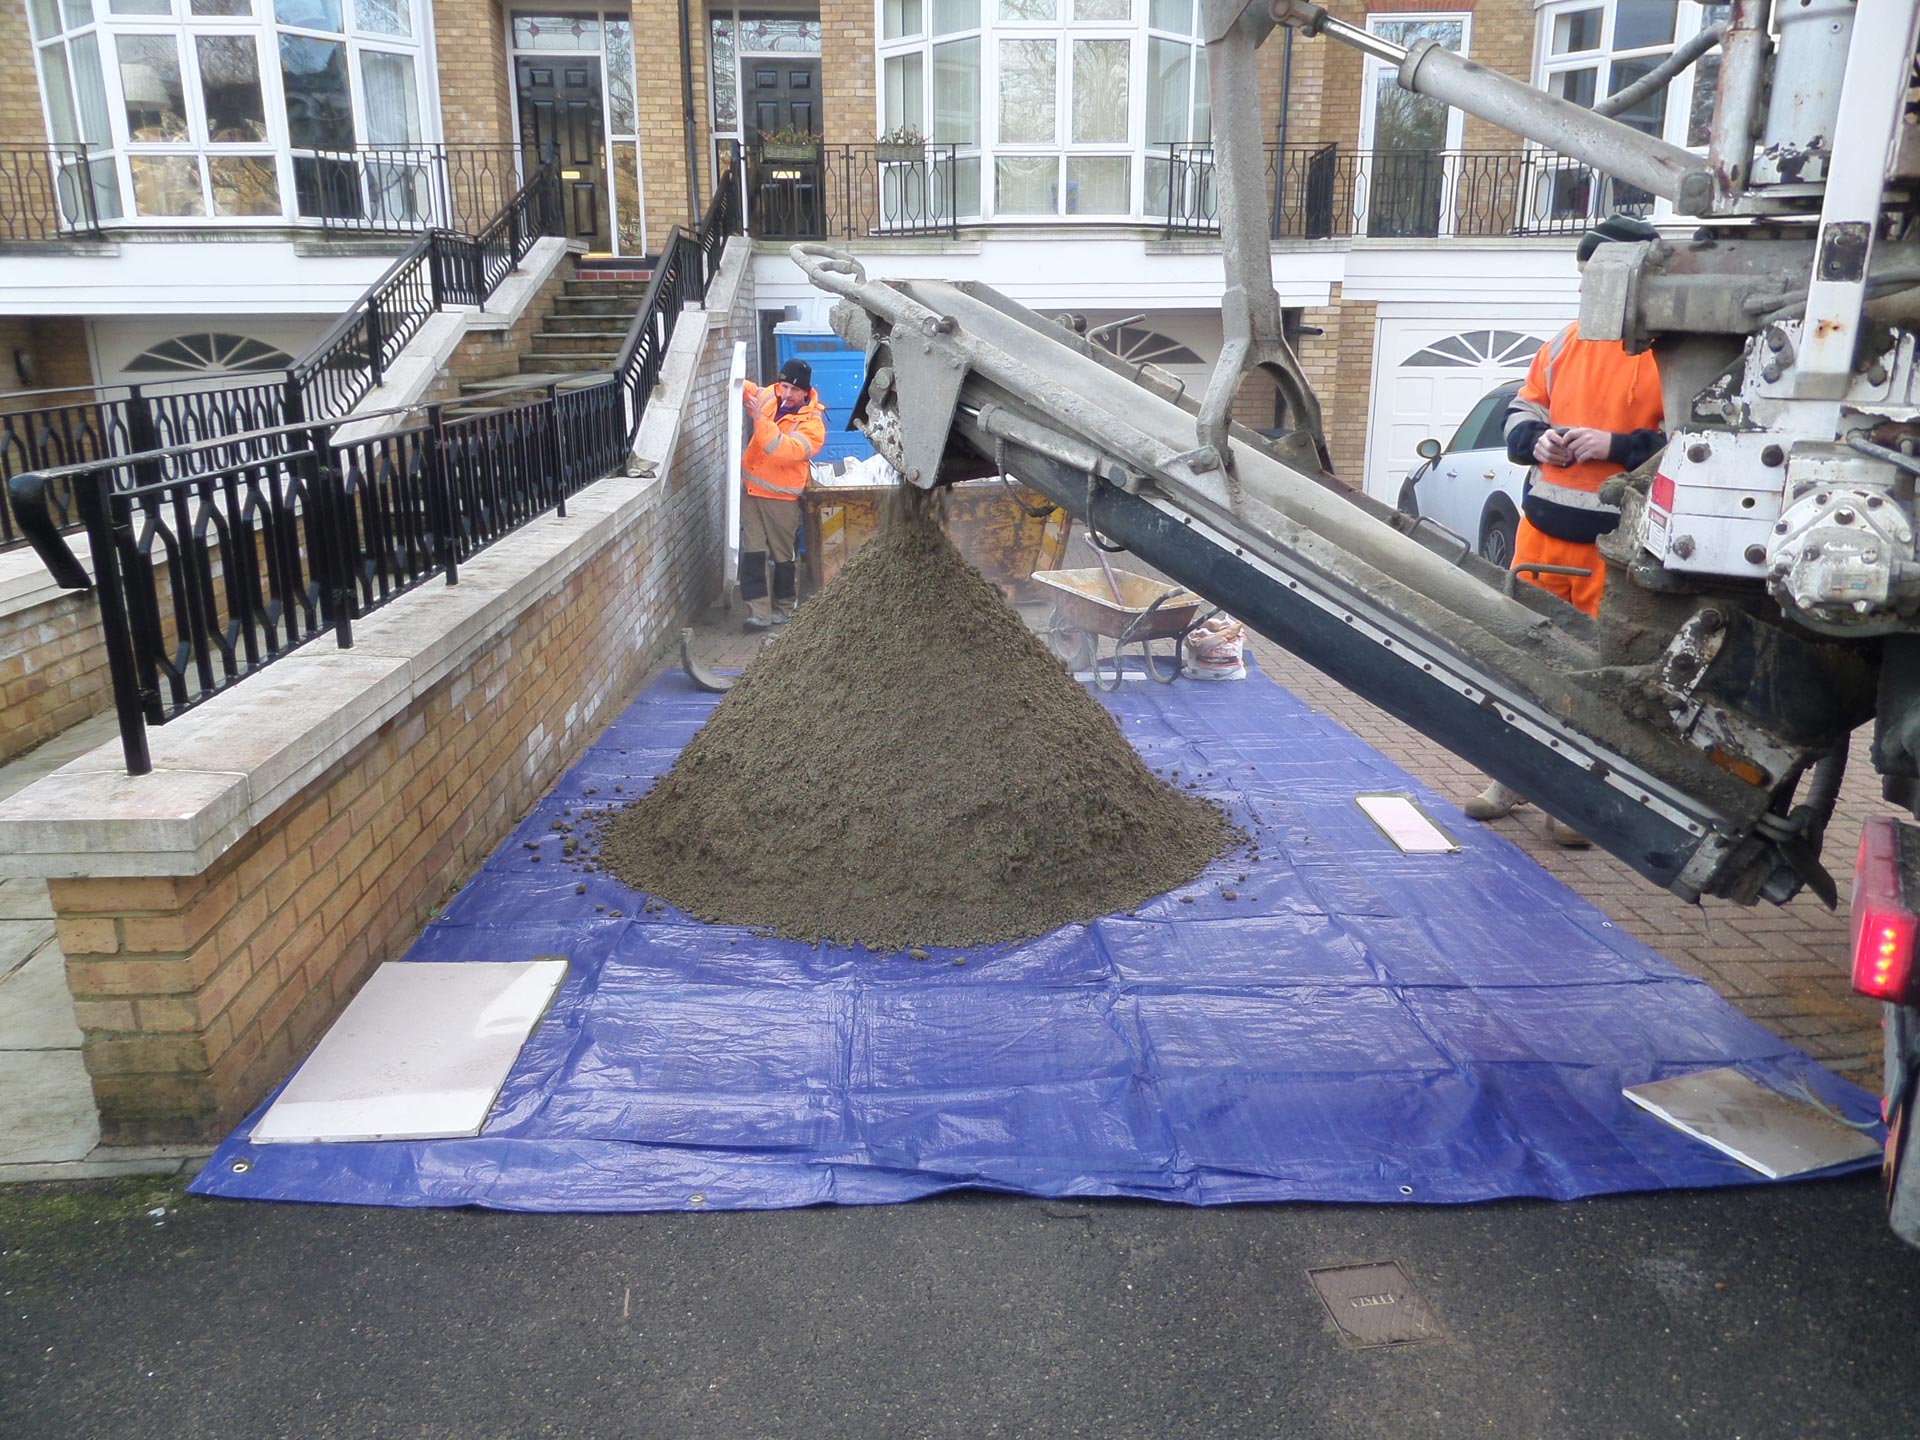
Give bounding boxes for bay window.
[877,0,1208,222]
[28,0,432,225]
[1535,0,1724,222]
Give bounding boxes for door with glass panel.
[517,56,607,249]
[746,58,823,239]
[1358,14,1466,238]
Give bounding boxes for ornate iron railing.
[614,152,741,444]
[1161,142,1656,240]
[0,144,105,241]
[746,142,962,241]
[7,157,743,772]
[7,382,628,773]
[300,144,537,236]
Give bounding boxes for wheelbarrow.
[1031,567,1219,691]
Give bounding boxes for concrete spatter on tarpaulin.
[191,659,1880,1213]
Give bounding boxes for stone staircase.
[458,271,651,407]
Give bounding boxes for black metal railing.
[615,153,741,443]
[300,144,539,236]
[0,144,106,241]
[747,142,962,242]
[1161,142,1656,241]
[7,382,629,772]
[6,156,743,772]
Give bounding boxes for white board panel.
[1624,1067,1880,1179]
[1355,793,1460,855]
[251,959,567,1145]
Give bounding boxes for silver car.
[1397,380,1529,568]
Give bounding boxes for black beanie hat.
[1576,212,1661,263]
[778,357,812,389]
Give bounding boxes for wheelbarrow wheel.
[1045,610,1096,674]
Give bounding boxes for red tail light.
[1853,817,1919,1003]
[1650,472,1675,514]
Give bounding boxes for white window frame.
[1356,11,1471,239]
[874,0,1214,225]
[1530,0,1722,224]
[29,0,440,228]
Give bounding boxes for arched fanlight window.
[1095,324,1203,367]
[1404,330,1544,368]
[124,332,294,374]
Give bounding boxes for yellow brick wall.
[433,0,516,145]
[0,3,49,144]
[820,0,876,154]
[631,0,713,247]
[0,590,113,764]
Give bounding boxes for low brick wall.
[0,588,111,763]
[1,240,753,1144]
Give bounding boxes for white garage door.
[1362,322,1559,502]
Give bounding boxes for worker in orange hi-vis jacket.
[739,357,826,630]
[1466,214,1667,844]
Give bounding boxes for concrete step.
[543,312,636,335]
[457,373,607,398]
[563,277,650,298]
[530,330,626,354]
[551,294,634,318]
[517,352,617,374]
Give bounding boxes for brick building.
[0,0,1721,488]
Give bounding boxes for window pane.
[360,50,418,143]
[198,35,267,142]
[932,0,977,34]
[41,46,80,144]
[946,153,980,215]
[29,0,62,40]
[280,35,354,149]
[1607,56,1669,137]
[1688,2,1728,147]
[605,18,635,133]
[208,154,280,214]
[1614,0,1675,50]
[998,38,1055,143]
[1549,66,1597,109]
[995,154,1056,212]
[1148,0,1189,34]
[192,0,253,14]
[1192,41,1210,142]
[61,0,92,25]
[110,0,171,13]
[130,154,205,215]
[884,52,924,134]
[999,0,1054,18]
[1065,155,1126,213]
[1146,36,1189,145]
[70,34,112,146]
[117,34,189,142]
[710,18,736,129]
[932,37,980,144]
[1071,40,1127,143]
[353,0,407,35]
[1075,0,1129,17]
[275,0,341,29]
[883,0,922,39]
[1550,7,1602,54]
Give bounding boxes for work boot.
[1547,818,1592,849]
[742,614,772,631]
[1463,781,1526,821]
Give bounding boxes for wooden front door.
[517,56,607,250]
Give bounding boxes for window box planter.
[876,142,926,164]
[760,141,820,162]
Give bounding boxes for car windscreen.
[1446,386,1520,454]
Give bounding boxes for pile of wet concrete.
[588,494,1234,949]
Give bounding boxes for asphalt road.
[4,1172,1918,1439]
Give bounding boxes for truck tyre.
[1886,1005,1920,1245]
[1480,500,1518,568]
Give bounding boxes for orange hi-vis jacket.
[742,381,826,500]
[1504,324,1663,544]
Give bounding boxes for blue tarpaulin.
[192,658,1880,1211]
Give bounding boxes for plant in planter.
[876,126,926,163]
[759,126,820,162]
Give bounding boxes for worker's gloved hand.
[1562,426,1614,463]
[1534,429,1573,467]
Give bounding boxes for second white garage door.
[1362,319,1565,503]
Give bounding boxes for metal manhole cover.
[1307,1261,1448,1349]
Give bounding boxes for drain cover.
[1307,1261,1448,1349]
